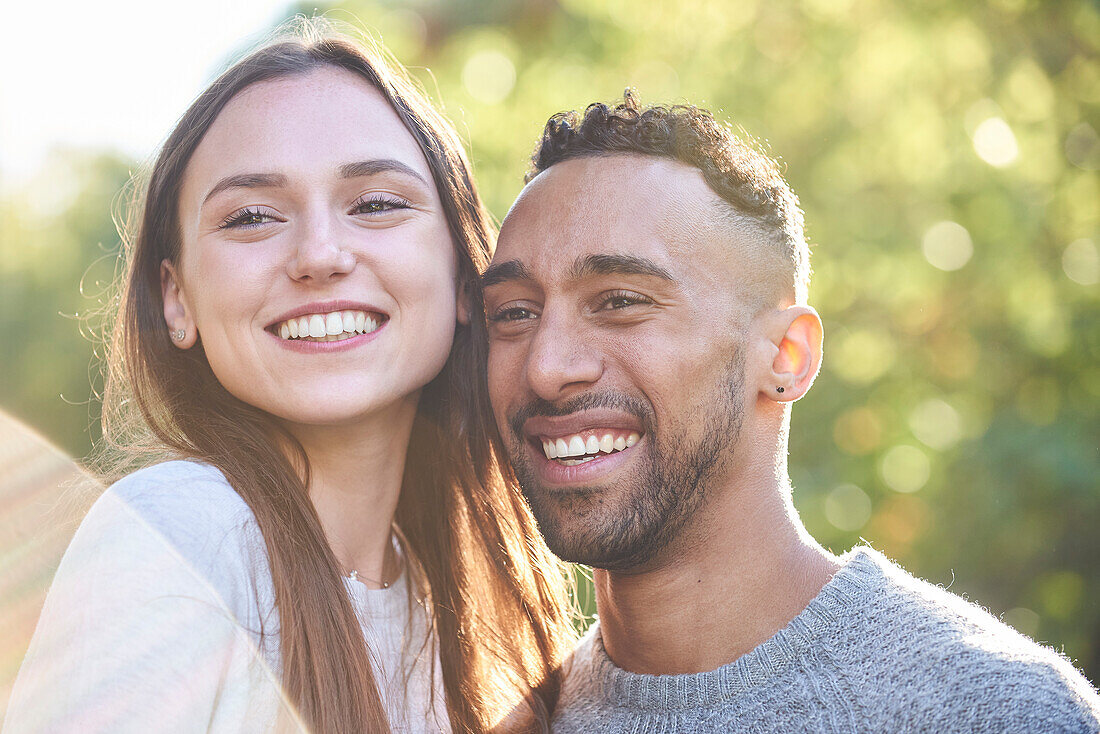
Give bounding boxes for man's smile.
[520,410,647,481]
[537,429,641,465]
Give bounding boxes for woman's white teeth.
[541,432,641,462]
[324,312,342,335]
[276,310,382,341]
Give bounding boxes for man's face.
[485,155,763,571]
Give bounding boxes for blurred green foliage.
[0,0,1096,683]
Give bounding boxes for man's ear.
[161,259,198,349]
[456,285,471,326]
[760,305,823,402]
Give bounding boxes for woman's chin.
[257,392,424,432]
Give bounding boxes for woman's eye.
[220,208,278,229]
[352,196,410,215]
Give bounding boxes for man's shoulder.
[836,547,1100,728]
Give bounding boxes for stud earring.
[171,329,186,342]
[776,386,785,393]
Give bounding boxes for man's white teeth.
[276,310,382,341]
[541,432,642,461]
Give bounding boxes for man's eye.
[220,208,278,229]
[489,306,538,323]
[599,291,652,310]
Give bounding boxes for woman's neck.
[283,393,419,588]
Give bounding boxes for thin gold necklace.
[346,568,390,588]
[344,544,397,588]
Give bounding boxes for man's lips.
[522,409,645,440]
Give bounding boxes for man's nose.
[524,312,604,402]
[286,214,355,282]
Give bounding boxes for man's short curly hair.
[526,91,809,304]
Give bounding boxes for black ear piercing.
[776,386,785,393]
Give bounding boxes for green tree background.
[1,0,1096,683]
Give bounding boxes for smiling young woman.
[2,20,574,734]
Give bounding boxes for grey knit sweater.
[553,547,1100,733]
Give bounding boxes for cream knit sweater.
[3,461,449,733]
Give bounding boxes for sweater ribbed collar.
[573,546,889,711]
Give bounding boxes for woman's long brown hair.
[96,20,575,733]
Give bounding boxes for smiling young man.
[482,97,1100,732]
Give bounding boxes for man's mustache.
[507,391,652,440]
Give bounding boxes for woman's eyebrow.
[202,173,287,206]
[339,159,429,185]
[201,160,429,208]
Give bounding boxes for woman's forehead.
[180,67,431,198]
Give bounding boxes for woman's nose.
[286,217,356,282]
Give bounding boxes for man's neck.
[594,476,841,676]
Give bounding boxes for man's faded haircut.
[526,90,810,305]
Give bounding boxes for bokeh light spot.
[879,445,931,494]
[462,50,516,105]
[831,329,896,384]
[833,406,883,455]
[909,398,962,450]
[972,117,1019,167]
[1062,238,1099,285]
[824,483,872,532]
[868,494,930,550]
[922,220,973,271]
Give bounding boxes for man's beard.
[505,354,745,571]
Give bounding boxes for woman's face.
[166,67,460,428]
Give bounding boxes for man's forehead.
[492,154,737,283]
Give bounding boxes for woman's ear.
[161,259,198,349]
[760,305,823,403]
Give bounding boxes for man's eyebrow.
[569,254,675,282]
[339,159,429,185]
[202,173,287,206]
[481,260,534,288]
